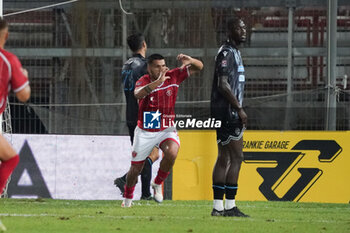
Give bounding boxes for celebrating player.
[0,18,30,196]
[121,53,203,207]
[114,33,159,200]
[210,17,249,217]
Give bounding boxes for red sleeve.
[135,75,148,89]
[172,66,190,84]
[10,54,29,93]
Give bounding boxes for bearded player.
[121,53,203,207]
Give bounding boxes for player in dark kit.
[210,17,249,217]
[114,33,159,200]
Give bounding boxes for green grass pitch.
[0,199,349,233]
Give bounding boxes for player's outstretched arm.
[177,54,203,76]
[134,67,170,99]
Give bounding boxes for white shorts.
[131,126,180,164]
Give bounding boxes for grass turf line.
[0,199,349,233]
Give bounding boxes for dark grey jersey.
[122,54,147,125]
[210,41,245,121]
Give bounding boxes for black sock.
[141,157,153,197]
[225,183,238,199]
[212,183,225,200]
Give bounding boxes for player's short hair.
[226,17,242,32]
[147,54,165,65]
[127,33,145,52]
[0,17,8,31]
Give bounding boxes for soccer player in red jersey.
[114,33,159,200]
[0,18,31,197]
[121,53,203,207]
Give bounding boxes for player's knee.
[216,153,228,167]
[232,152,244,163]
[218,160,227,169]
[165,150,178,162]
[238,152,244,161]
[160,141,179,161]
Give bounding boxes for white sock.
[213,199,224,211]
[225,199,236,210]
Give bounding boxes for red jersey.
[0,48,29,114]
[135,66,190,132]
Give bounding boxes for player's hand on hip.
[238,108,248,127]
[157,67,170,83]
[177,54,192,68]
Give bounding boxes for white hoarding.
[4,134,160,200]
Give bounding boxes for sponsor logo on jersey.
[221,60,227,67]
[239,74,245,82]
[238,65,245,72]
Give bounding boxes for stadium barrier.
[5,131,349,203]
[173,131,350,203]
[4,134,160,200]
